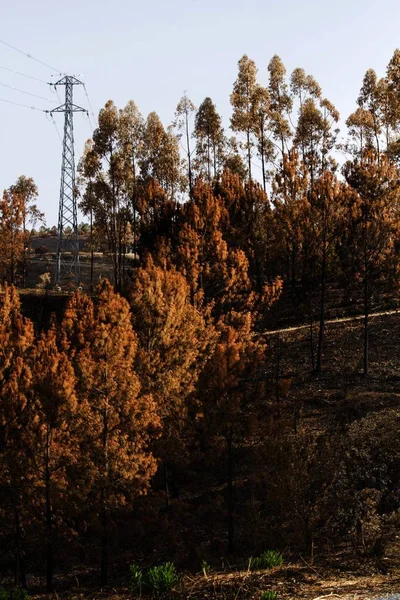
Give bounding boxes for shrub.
[129,561,179,596]
[129,562,144,593]
[145,562,179,595]
[249,550,283,571]
[0,589,28,600]
[201,559,211,577]
[261,592,277,600]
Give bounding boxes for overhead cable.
[0,80,57,103]
[0,38,65,75]
[0,64,49,84]
[0,96,46,111]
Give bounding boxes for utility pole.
[48,76,87,285]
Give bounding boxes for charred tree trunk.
[227,426,234,554]
[100,403,109,586]
[247,130,252,181]
[14,502,26,589]
[45,428,53,593]
[90,208,94,293]
[316,235,327,374]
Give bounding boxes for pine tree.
[343,151,400,376]
[29,325,77,592]
[62,281,159,584]
[199,311,266,553]
[130,258,216,501]
[0,285,34,587]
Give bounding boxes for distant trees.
[0,176,42,285]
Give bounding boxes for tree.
[80,101,133,289]
[29,325,77,592]
[294,97,339,183]
[194,97,224,181]
[230,55,258,179]
[268,55,293,157]
[343,151,400,376]
[307,172,343,373]
[129,259,216,501]
[119,100,145,255]
[251,85,273,192]
[199,311,266,553]
[9,176,43,287]
[61,281,159,584]
[175,180,255,316]
[141,111,183,199]
[216,172,274,293]
[175,94,196,196]
[271,149,309,287]
[357,69,382,157]
[0,285,34,587]
[0,190,25,284]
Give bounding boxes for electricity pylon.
[49,76,87,285]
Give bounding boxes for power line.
[83,83,97,130]
[0,96,46,111]
[48,112,63,145]
[0,38,64,75]
[0,80,57,103]
[0,64,49,84]
[82,110,94,135]
[54,85,62,104]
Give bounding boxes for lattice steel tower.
[49,76,87,285]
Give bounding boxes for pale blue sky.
[1,0,400,225]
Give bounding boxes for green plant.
[261,592,277,600]
[201,559,211,577]
[129,562,144,593]
[0,589,28,600]
[145,562,179,595]
[249,550,283,571]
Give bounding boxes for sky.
[1,0,400,225]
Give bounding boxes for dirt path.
[263,309,399,337]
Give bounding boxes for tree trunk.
[207,129,211,182]
[163,461,170,507]
[364,267,369,377]
[275,333,281,414]
[14,502,26,589]
[186,116,193,197]
[100,487,108,586]
[260,129,266,193]
[363,211,369,378]
[309,312,315,373]
[90,208,94,293]
[247,130,252,180]
[227,426,234,554]
[100,403,109,586]
[45,428,53,593]
[316,236,327,374]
